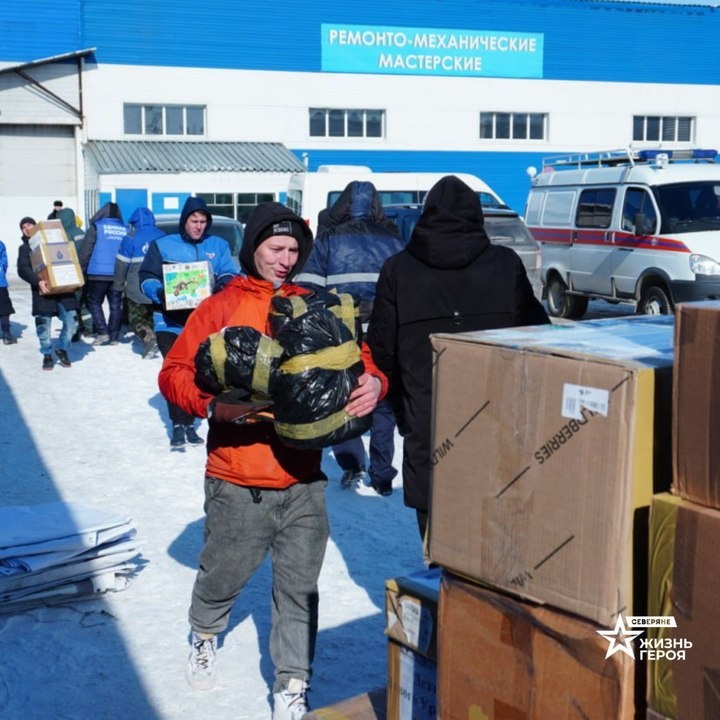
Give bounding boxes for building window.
[308,108,384,138]
[123,104,206,136]
[480,112,546,140]
[633,116,693,143]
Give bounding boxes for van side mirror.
[633,212,649,236]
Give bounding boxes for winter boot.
[141,327,159,359]
[273,678,310,720]
[170,424,186,449]
[55,349,72,368]
[185,425,203,446]
[340,468,366,490]
[93,334,110,346]
[2,333,17,345]
[42,354,53,371]
[186,633,217,691]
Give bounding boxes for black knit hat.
[240,202,313,281]
[19,216,36,229]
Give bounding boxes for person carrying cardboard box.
[17,217,78,370]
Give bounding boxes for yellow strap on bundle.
[275,408,353,441]
[251,335,283,396]
[208,332,229,388]
[328,292,358,337]
[280,340,360,374]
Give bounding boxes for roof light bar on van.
[636,148,718,162]
[541,147,718,171]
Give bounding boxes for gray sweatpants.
[189,475,329,691]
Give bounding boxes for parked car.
[154,214,244,258]
[383,204,542,299]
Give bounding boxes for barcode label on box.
[562,383,609,419]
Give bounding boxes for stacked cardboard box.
[385,568,440,720]
[29,220,84,294]
[438,572,635,719]
[426,315,676,718]
[645,301,720,720]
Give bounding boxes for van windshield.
[657,182,720,233]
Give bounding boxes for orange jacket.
[158,274,388,489]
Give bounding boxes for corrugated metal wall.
[4,2,718,84]
[82,1,720,84]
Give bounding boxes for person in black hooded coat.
[366,175,550,541]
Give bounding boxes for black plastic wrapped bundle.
[269,289,362,345]
[194,326,282,398]
[271,301,371,449]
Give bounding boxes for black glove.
[208,389,273,424]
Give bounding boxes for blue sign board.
[321,23,543,78]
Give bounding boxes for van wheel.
[546,276,588,319]
[638,285,673,315]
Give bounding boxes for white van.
[286,165,507,231]
[524,147,720,318]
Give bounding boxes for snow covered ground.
[0,279,423,720]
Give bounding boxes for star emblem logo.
[597,616,644,659]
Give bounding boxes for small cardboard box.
[385,567,440,660]
[672,301,720,509]
[304,688,386,719]
[428,315,674,627]
[437,573,636,719]
[162,261,213,310]
[29,219,69,250]
[386,640,436,720]
[647,492,720,720]
[29,220,84,294]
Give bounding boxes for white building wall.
[82,65,720,151]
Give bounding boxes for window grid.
[123,104,206,136]
[309,108,385,138]
[633,115,693,143]
[479,112,546,140]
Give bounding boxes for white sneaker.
[272,678,309,720]
[186,632,217,691]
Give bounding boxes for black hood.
[179,197,212,242]
[407,175,490,269]
[240,202,313,281]
[89,201,123,226]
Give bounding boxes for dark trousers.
[86,279,123,339]
[332,398,397,483]
[156,330,195,426]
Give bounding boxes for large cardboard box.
[385,567,440,660]
[386,640,436,720]
[429,316,674,627]
[672,301,720,509]
[647,492,720,720]
[162,261,213,310]
[305,688,386,719]
[29,220,84,294]
[438,573,636,719]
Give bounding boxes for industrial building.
[1,0,718,263]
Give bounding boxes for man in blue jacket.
[140,197,239,449]
[114,207,165,359]
[295,181,404,495]
[78,202,127,346]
